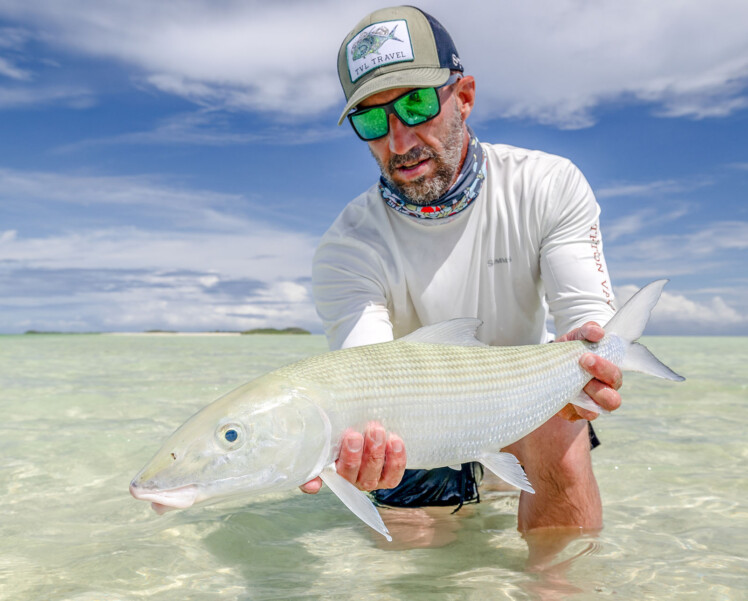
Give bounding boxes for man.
[301,5,622,533]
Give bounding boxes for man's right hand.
[299,422,407,494]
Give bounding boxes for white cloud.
[606,220,748,274]
[0,55,31,80]
[602,215,748,333]
[597,180,687,200]
[0,0,746,126]
[0,166,238,211]
[0,167,323,333]
[0,226,321,333]
[615,284,747,335]
[53,110,347,150]
[602,205,691,243]
[0,84,94,108]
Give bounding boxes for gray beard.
[372,103,465,206]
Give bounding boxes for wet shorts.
[371,423,600,509]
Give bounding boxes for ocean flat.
[1,334,746,600]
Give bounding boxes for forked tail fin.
[604,280,685,381]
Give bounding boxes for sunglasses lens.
[394,87,440,125]
[350,108,388,140]
[348,86,442,140]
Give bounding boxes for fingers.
[555,321,604,344]
[333,423,406,492]
[580,353,622,413]
[580,353,622,391]
[335,429,365,483]
[582,377,622,413]
[558,341,624,423]
[579,322,605,343]
[379,434,407,489]
[357,424,387,490]
[299,477,323,494]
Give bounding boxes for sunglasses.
[347,73,462,141]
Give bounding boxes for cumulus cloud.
[0,227,321,333]
[0,167,322,333]
[603,219,748,287]
[615,284,747,335]
[601,211,748,334]
[0,0,746,127]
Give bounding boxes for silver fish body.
[271,331,625,469]
[131,280,684,540]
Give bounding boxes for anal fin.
[478,451,535,494]
[319,464,391,541]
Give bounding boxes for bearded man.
[301,5,622,533]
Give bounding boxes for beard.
[372,101,465,206]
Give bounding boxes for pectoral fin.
[319,464,391,541]
[478,451,535,494]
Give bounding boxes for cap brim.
[337,67,451,125]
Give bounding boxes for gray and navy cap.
[337,5,463,125]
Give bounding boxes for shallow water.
[1,334,746,600]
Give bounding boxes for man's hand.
[555,321,622,422]
[299,422,407,495]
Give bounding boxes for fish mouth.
[129,481,199,513]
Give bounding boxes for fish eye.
[216,423,245,449]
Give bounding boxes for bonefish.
[130,280,684,541]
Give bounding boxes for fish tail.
[604,280,685,381]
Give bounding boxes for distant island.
[24,330,99,335]
[240,327,310,335]
[21,327,312,335]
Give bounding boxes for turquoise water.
[1,334,746,600]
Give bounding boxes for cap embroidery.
[347,19,414,82]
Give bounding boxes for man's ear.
[455,75,476,121]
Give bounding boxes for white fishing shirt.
[313,143,616,351]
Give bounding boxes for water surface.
[1,334,746,600]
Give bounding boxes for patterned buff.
[379,129,487,220]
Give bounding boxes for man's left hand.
[555,321,622,422]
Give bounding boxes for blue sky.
[1,0,747,335]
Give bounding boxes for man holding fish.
[302,6,623,532]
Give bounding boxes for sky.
[0,0,747,335]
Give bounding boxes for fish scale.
[273,336,623,467]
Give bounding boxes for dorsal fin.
[399,318,487,347]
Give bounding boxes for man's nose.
[387,113,418,155]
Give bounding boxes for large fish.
[351,24,403,60]
[130,280,684,541]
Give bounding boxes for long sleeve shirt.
[313,143,615,351]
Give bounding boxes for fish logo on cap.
[346,19,414,82]
[351,23,403,60]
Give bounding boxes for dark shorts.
[372,423,601,509]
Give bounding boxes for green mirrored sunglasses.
[347,73,461,141]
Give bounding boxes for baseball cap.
[337,6,463,125]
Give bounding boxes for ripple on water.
[1,334,747,600]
